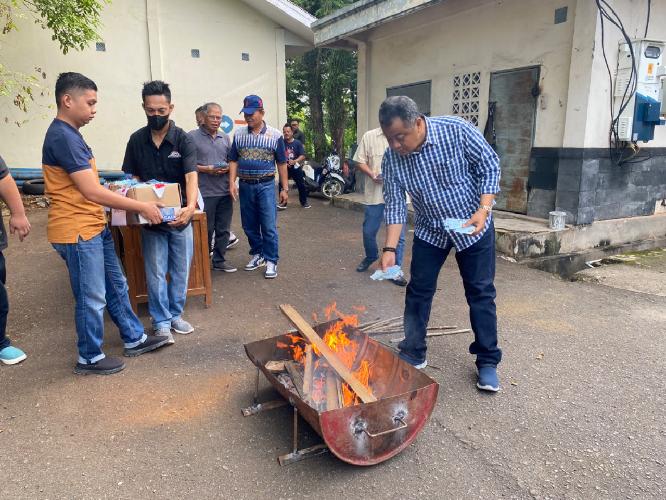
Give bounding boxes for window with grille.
[386,81,431,116]
[452,72,480,126]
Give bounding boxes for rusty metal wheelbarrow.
[242,320,439,466]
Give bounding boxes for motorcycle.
[302,149,355,199]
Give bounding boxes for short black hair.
[379,96,420,128]
[195,105,205,114]
[283,123,292,129]
[55,72,97,107]
[290,118,300,124]
[142,80,171,103]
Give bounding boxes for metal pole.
[292,406,299,454]
[253,367,260,404]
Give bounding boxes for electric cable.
[595,0,642,165]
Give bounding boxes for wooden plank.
[265,360,286,372]
[284,361,304,398]
[325,370,341,410]
[280,304,377,403]
[336,378,343,408]
[302,345,314,403]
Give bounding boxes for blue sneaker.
[0,346,27,365]
[477,366,500,392]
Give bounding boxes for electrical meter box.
[615,39,665,142]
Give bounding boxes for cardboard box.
[111,182,182,226]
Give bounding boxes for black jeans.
[204,195,233,266]
[400,225,501,368]
[287,166,308,206]
[0,252,10,350]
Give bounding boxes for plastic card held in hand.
[443,218,475,234]
[160,207,177,222]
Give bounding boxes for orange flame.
[277,303,372,408]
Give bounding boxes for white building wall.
[0,0,152,169]
[0,0,292,170]
[362,0,577,148]
[582,0,666,148]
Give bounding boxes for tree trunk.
[303,49,327,162]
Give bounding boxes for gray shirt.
[0,155,9,251]
[188,126,232,197]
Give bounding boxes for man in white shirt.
[353,127,406,286]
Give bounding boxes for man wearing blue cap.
[228,95,288,279]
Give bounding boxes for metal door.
[489,67,539,213]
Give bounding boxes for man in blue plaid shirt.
[379,96,502,392]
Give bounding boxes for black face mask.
[147,114,169,131]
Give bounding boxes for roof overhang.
[242,0,316,45]
[312,0,443,47]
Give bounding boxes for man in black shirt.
[279,124,310,209]
[290,118,306,145]
[122,80,198,342]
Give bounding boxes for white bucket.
[549,211,567,230]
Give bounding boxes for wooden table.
[111,211,212,313]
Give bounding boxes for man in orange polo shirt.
[43,72,171,375]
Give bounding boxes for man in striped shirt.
[228,95,288,279]
[379,96,502,392]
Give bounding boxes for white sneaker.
[245,254,266,271]
[226,236,239,249]
[264,261,278,279]
[413,360,427,370]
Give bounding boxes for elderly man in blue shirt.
[379,96,502,392]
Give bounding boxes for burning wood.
[303,345,314,404]
[265,360,285,372]
[284,361,305,398]
[280,304,377,404]
[269,304,379,412]
[325,370,342,410]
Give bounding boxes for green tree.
[289,0,357,161]
[1,0,109,123]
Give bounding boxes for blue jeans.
[0,253,10,350]
[363,204,405,266]
[239,180,279,263]
[141,225,193,329]
[53,228,147,364]
[400,224,501,368]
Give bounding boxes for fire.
[277,304,373,408]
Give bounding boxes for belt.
[239,175,274,184]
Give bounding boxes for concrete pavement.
[1,199,664,499]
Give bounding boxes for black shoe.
[212,262,238,273]
[390,275,408,287]
[74,356,126,375]
[356,258,374,272]
[123,334,170,357]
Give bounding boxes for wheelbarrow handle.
[355,415,408,438]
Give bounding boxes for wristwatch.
[382,247,396,253]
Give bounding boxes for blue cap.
[240,95,263,114]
